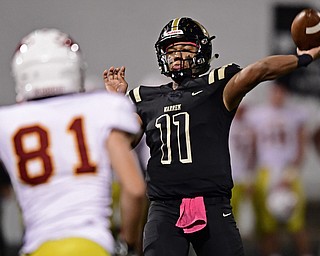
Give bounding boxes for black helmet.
[155,17,216,81]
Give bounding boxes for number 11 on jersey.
[155,112,192,165]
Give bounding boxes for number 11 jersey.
[128,64,241,200]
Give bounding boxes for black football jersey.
[128,63,242,200]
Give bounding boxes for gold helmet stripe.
[171,18,181,31]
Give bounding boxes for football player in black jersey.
[104,17,320,256]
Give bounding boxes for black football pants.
[143,198,244,256]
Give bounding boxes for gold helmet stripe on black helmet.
[171,18,181,31]
[155,17,217,81]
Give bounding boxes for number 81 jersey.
[128,63,241,200]
[0,90,139,254]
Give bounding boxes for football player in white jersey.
[229,104,256,236]
[0,28,146,256]
[248,82,311,256]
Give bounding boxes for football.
[291,8,320,50]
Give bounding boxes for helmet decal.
[163,29,184,37]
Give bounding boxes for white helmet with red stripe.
[11,28,85,102]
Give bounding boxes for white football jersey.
[247,104,307,177]
[0,90,140,254]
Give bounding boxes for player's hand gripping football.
[104,66,128,94]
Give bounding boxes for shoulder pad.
[128,85,167,103]
[208,63,241,84]
[128,86,142,103]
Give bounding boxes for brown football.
[291,8,320,50]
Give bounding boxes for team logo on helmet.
[163,30,184,37]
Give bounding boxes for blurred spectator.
[312,124,320,157]
[247,81,312,256]
[229,104,256,239]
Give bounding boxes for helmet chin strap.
[170,69,193,83]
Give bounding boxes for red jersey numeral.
[13,117,96,186]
